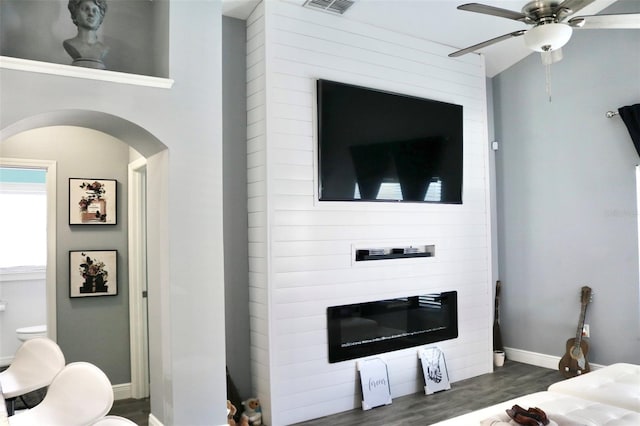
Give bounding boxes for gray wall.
[1,127,131,383]
[222,17,251,400]
[492,0,640,365]
[1,1,227,423]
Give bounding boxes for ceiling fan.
[449,0,640,64]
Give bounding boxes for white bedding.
[431,391,640,426]
[433,363,640,425]
[548,363,640,413]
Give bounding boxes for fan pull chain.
[545,61,552,102]
[540,49,561,103]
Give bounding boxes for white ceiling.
[221,0,618,77]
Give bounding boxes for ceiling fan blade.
[457,3,530,23]
[554,0,596,17]
[448,30,527,58]
[569,13,640,29]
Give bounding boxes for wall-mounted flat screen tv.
[317,79,463,203]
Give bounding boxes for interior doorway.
[2,142,151,399]
[0,158,57,359]
[129,157,150,398]
[2,115,168,415]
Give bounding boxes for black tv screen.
[317,80,463,203]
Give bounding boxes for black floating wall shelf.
[355,245,435,261]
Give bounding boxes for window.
[0,167,47,275]
[353,178,443,202]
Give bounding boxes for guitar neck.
[573,287,592,348]
[574,304,587,345]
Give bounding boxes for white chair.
[0,337,65,415]
[91,415,138,425]
[8,362,114,426]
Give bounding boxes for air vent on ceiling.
[303,0,355,15]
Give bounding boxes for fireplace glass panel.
[327,291,457,363]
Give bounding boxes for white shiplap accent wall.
[247,2,493,424]
[246,1,273,422]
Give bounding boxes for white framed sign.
[357,357,392,410]
[418,346,451,395]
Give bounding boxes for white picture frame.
[69,178,117,225]
[418,346,451,395]
[69,250,118,298]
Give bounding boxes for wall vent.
[303,0,355,15]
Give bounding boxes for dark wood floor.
[109,396,151,425]
[293,360,560,425]
[108,360,562,425]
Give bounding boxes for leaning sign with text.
[357,357,392,410]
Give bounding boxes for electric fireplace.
[327,291,458,363]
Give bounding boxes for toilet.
[16,324,47,342]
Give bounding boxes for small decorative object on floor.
[494,350,506,367]
[357,357,392,410]
[227,400,238,426]
[241,398,262,426]
[63,0,110,69]
[418,346,451,395]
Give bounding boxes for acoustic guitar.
[558,286,592,378]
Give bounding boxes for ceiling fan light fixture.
[523,23,573,52]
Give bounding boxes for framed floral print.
[69,250,118,297]
[69,178,117,225]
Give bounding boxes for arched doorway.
[1,110,168,401]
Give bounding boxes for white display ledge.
[0,56,174,89]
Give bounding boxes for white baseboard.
[148,413,163,426]
[112,383,132,400]
[147,412,226,426]
[0,372,133,401]
[147,417,225,426]
[504,347,605,371]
